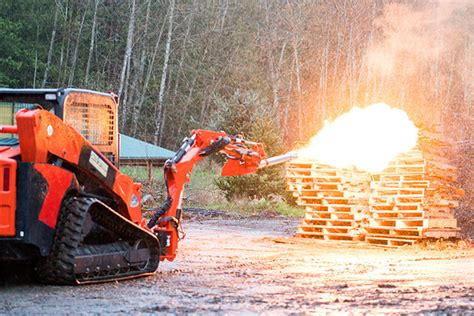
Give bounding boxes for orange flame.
[298,103,418,173]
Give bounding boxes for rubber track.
[37,197,160,285]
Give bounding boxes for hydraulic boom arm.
[147,129,297,261]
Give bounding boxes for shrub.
[213,90,288,200]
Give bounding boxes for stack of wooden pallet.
[419,131,464,239]
[286,135,463,247]
[286,162,370,242]
[366,148,429,246]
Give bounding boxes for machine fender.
[34,164,79,229]
[15,163,80,256]
[78,145,142,223]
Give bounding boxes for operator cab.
[0,88,119,164]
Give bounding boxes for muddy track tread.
[36,197,91,284]
[82,205,160,283]
[37,197,160,285]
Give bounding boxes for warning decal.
[89,151,109,178]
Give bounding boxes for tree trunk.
[171,9,194,110]
[158,72,174,145]
[131,7,168,136]
[58,0,69,84]
[42,0,59,87]
[33,51,38,88]
[85,0,99,86]
[121,53,132,130]
[263,0,286,115]
[318,33,330,123]
[365,1,376,105]
[118,0,136,130]
[154,0,175,145]
[68,1,89,86]
[129,0,151,137]
[33,23,40,88]
[219,0,229,34]
[293,37,303,140]
[176,75,197,142]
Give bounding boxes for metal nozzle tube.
[258,151,298,169]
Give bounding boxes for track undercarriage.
[37,197,160,284]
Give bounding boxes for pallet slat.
[287,140,461,247]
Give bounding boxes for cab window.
[0,102,55,139]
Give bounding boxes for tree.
[213,91,287,200]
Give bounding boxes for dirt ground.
[1,217,473,314]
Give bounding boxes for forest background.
[0,0,472,224]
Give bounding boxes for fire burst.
[298,103,418,173]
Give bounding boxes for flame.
[298,103,418,173]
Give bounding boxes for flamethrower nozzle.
[258,151,298,169]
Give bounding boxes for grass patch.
[120,165,166,184]
[206,198,304,217]
[120,164,303,218]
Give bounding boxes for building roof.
[120,134,175,161]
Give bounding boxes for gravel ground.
[1,217,473,314]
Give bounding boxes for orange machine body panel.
[16,108,142,223]
[0,89,147,265]
[0,147,19,236]
[35,164,75,229]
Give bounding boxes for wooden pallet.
[366,236,417,247]
[287,143,462,247]
[290,164,369,242]
[298,226,365,241]
[365,227,423,238]
[365,149,425,245]
[425,218,458,229]
[370,180,430,189]
[423,228,460,238]
[370,210,425,219]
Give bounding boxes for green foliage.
[213,91,288,200]
[0,17,30,86]
[0,1,53,87]
[120,163,225,208]
[121,164,302,217]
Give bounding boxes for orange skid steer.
[0,88,296,284]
